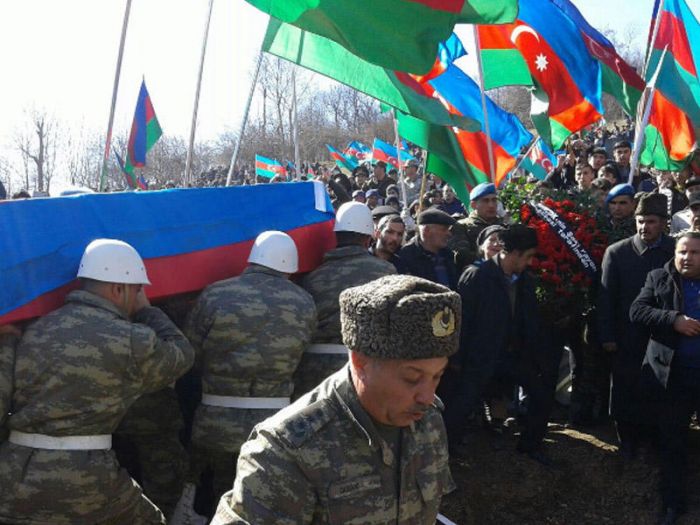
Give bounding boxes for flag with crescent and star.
[477,0,604,150]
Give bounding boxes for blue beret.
[469,182,496,202]
[606,183,635,204]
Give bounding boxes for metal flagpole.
[392,109,409,206]
[99,0,132,192]
[473,24,497,183]
[184,0,215,187]
[292,66,301,181]
[629,45,669,183]
[226,51,263,186]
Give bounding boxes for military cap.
[371,205,399,221]
[686,176,700,189]
[613,140,632,150]
[635,192,669,218]
[606,183,635,204]
[417,208,456,226]
[689,192,700,208]
[366,189,380,198]
[469,182,496,202]
[476,224,506,247]
[340,275,461,359]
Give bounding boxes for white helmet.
[248,231,299,273]
[77,239,151,285]
[333,201,373,235]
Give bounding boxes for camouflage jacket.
[301,246,396,344]
[0,290,194,524]
[449,211,505,273]
[185,265,317,451]
[212,365,455,525]
[0,333,17,442]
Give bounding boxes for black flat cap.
[417,208,456,226]
[371,205,399,221]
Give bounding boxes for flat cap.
[689,192,700,207]
[686,176,700,189]
[366,189,380,198]
[635,192,669,218]
[417,208,456,226]
[371,205,399,221]
[613,140,632,150]
[469,182,496,202]
[352,189,365,198]
[606,183,635,204]
[476,224,506,247]
[340,275,461,359]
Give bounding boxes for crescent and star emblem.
[510,25,549,73]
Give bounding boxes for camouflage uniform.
[606,216,636,245]
[212,365,455,525]
[184,265,317,512]
[0,290,194,525]
[294,246,396,397]
[0,333,17,443]
[449,211,505,273]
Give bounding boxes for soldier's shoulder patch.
[276,398,336,449]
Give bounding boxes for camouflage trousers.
[292,352,348,400]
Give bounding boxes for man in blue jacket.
[630,231,700,525]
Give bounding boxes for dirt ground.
[440,409,700,525]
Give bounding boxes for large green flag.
[263,19,480,132]
[247,0,517,75]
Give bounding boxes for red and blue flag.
[128,80,162,169]
[326,144,358,170]
[372,138,416,168]
[255,155,287,179]
[344,141,372,162]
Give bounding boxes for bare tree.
[14,109,59,193]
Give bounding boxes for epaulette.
[275,397,337,449]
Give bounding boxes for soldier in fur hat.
[212,275,460,524]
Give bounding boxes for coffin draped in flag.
[262,18,480,132]
[477,0,604,150]
[0,183,335,324]
[246,0,518,74]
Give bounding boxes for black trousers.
[658,365,700,510]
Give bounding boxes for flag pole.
[184,0,215,188]
[629,45,669,183]
[510,136,539,180]
[392,109,409,206]
[292,66,301,181]
[473,25,497,183]
[226,51,263,187]
[99,0,132,192]
[642,0,666,80]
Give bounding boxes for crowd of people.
[1,121,700,525]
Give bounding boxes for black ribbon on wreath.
[529,201,598,277]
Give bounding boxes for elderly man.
[371,214,405,269]
[598,193,675,461]
[450,182,505,273]
[184,231,317,517]
[0,239,195,524]
[211,275,460,524]
[294,202,396,398]
[630,231,700,524]
[398,208,459,290]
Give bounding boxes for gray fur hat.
[339,275,461,359]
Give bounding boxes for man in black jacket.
[598,193,675,460]
[443,226,551,463]
[397,208,458,290]
[630,231,700,525]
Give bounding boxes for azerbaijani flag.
[646,0,700,127]
[521,137,556,180]
[477,0,604,150]
[255,155,286,179]
[344,141,372,162]
[127,80,162,169]
[428,61,533,187]
[550,0,645,117]
[326,144,358,171]
[115,151,148,190]
[246,0,517,75]
[0,183,335,324]
[263,19,480,132]
[372,138,416,169]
